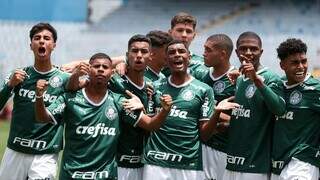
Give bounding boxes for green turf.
[0,120,10,161]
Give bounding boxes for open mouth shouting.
[38,47,46,56]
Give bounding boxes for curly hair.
[277,38,307,61]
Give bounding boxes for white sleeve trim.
[133,111,143,127]
[47,109,58,125]
[199,118,210,122]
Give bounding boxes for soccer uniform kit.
[200,66,236,180]
[0,66,69,180]
[224,67,285,180]
[109,74,155,180]
[142,76,215,180]
[47,89,142,180]
[271,74,320,180]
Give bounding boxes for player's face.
[203,40,222,67]
[127,41,150,72]
[166,43,190,73]
[151,47,167,68]
[280,52,308,85]
[30,29,56,60]
[169,23,195,48]
[236,37,263,69]
[89,58,113,85]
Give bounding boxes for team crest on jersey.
[181,89,194,101]
[105,106,118,120]
[245,84,256,98]
[49,76,63,88]
[289,90,302,105]
[213,81,225,94]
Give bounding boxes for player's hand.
[8,69,28,88]
[36,79,49,97]
[146,82,154,99]
[227,69,240,85]
[122,90,144,111]
[215,96,240,112]
[160,94,172,112]
[239,54,259,81]
[115,62,127,76]
[60,60,86,73]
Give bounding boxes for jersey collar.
[283,73,311,89]
[124,75,145,90]
[209,66,235,81]
[168,75,194,88]
[33,66,55,75]
[82,88,109,106]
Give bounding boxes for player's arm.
[122,90,172,131]
[66,62,90,91]
[0,69,27,110]
[34,80,52,123]
[199,96,239,141]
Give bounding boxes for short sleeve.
[47,94,67,124]
[199,87,215,121]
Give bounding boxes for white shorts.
[280,157,319,180]
[118,166,143,180]
[270,173,280,180]
[143,164,205,180]
[202,144,227,180]
[223,169,269,180]
[0,147,58,180]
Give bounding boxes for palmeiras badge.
[245,84,256,98]
[49,76,63,88]
[105,106,118,120]
[289,90,302,105]
[182,89,195,101]
[213,81,225,94]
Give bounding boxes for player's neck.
[212,63,230,78]
[126,69,144,87]
[34,57,52,72]
[85,84,107,103]
[147,63,161,74]
[170,72,191,86]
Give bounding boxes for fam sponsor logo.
[231,105,250,119]
[76,123,116,137]
[72,171,109,179]
[213,81,225,94]
[272,160,284,169]
[276,111,294,120]
[227,155,245,165]
[119,155,141,163]
[13,137,47,150]
[245,84,256,99]
[316,150,320,158]
[49,76,63,88]
[147,150,182,162]
[289,90,302,105]
[18,88,57,103]
[169,106,188,119]
[105,106,118,121]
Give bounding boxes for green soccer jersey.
[109,74,154,168]
[200,67,236,152]
[47,89,142,179]
[272,74,320,175]
[0,66,69,154]
[226,67,285,173]
[142,76,215,170]
[144,66,166,82]
[161,53,209,79]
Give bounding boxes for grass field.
[0,120,10,161]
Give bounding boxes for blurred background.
[0,0,320,160]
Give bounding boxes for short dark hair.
[166,40,189,54]
[29,23,57,42]
[128,34,151,50]
[146,30,173,48]
[207,34,233,58]
[277,38,307,61]
[89,53,112,64]
[171,12,197,29]
[236,31,262,48]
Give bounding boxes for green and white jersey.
[272,74,320,175]
[142,76,215,170]
[144,66,166,82]
[47,89,142,179]
[109,73,154,168]
[226,67,285,173]
[200,66,236,152]
[161,53,209,79]
[0,66,69,154]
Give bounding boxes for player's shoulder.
[303,75,320,91]
[190,78,212,92]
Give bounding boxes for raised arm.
[34,79,52,123]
